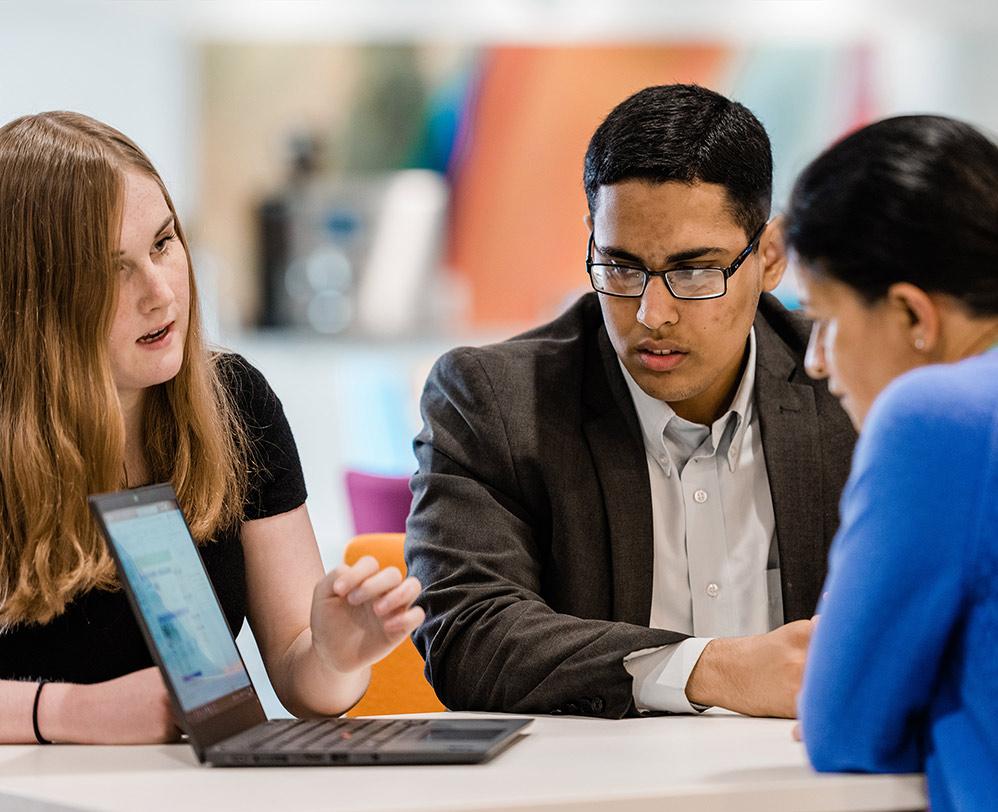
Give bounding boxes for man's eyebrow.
[114,215,175,257]
[594,243,729,267]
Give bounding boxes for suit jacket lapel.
[753,314,826,622]
[582,326,655,626]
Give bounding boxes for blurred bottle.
[256,132,319,329]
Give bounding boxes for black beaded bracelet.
[32,679,52,745]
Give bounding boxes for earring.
[914,337,926,351]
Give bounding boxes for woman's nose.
[804,323,827,380]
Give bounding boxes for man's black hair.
[583,84,773,237]
[785,115,998,316]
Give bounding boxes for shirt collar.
[619,327,758,475]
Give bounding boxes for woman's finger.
[381,605,426,637]
[345,565,403,606]
[372,577,421,617]
[316,556,380,600]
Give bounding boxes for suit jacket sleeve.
[405,347,684,719]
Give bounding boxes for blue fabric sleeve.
[799,370,980,773]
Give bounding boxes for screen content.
[103,501,251,711]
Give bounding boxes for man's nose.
[636,276,679,330]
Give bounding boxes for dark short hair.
[583,84,773,237]
[785,115,998,316]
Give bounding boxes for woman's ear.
[760,216,788,293]
[886,282,940,354]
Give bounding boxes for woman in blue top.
[785,115,998,811]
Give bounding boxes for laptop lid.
[89,484,266,761]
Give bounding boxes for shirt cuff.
[624,637,715,714]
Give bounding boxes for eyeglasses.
[585,223,766,300]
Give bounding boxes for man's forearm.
[686,637,744,708]
[420,603,684,717]
[685,621,811,718]
[625,638,713,714]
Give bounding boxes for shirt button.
[706,582,720,598]
[694,489,708,504]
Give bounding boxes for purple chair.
[344,470,413,535]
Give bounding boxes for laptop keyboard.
[216,718,430,753]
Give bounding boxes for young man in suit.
[405,84,856,719]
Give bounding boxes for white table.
[0,712,926,812]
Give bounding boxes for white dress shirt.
[620,329,783,713]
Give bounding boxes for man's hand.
[685,619,813,718]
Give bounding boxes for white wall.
[0,0,195,214]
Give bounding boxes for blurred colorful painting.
[200,42,875,333]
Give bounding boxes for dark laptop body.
[89,484,529,767]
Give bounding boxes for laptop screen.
[100,498,253,714]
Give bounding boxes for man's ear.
[760,215,788,293]
[584,213,593,231]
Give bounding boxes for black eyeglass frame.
[585,222,767,300]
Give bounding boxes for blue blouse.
[800,349,998,812]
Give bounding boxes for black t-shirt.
[0,354,307,684]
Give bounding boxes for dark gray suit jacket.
[405,292,856,719]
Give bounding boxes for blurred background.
[5,0,998,715]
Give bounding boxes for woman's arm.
[0,668,179,744]
[800,376,979,771]
[241,503,424,718]
[0,680,44,743]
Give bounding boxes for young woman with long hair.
[0,111,424,743]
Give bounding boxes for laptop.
[88,483,530,766]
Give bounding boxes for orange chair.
[343,532,446,716]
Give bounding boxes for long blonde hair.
[0,112,248,626]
